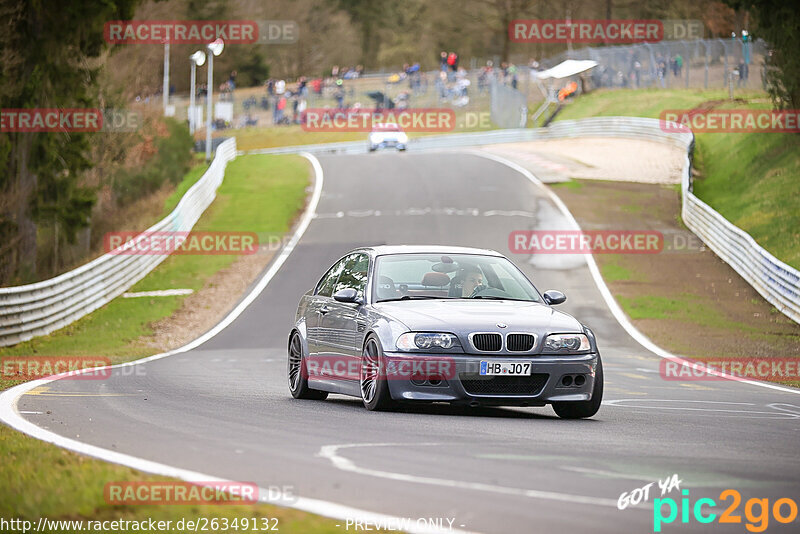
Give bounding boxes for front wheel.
[552,357,603,419]
[288,333,328,400]
[360,336,395,411]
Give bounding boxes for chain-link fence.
[153,38,767,132]
[490,77,527,128]
[159,67,492,130]
[539,38,766,91]
[482,38,769,129]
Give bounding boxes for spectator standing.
[273,79,286,124]
[334,79,345,108]
[448,52,458,71]
[275,94,287,124]
[737,59,749,87]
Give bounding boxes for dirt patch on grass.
[552,179,800,360]
[136,248,276,352]
[483,138,685,184]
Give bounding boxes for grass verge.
[549,178,800,387]
[0,154,343,532]
[231,109,498,151]
[554,87,800,269]
[1,421,341,532]
[0,154,309,360]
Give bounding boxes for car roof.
[350,245,505,257]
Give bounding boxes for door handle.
[319,305,330,315]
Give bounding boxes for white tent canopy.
[536,59,598,80]
[530,59,598,125]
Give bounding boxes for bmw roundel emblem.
[497,323,507,329]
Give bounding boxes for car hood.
[373,299,583,334]
[369,132,407,142]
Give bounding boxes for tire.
[360,336,395,411]
[552,356,603,419]
[287,332,328,400]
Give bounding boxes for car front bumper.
[383,352,599,406]
[369,141,406,150]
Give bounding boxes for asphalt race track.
[13,152,800,533]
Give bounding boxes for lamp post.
[205,39,224,161]
[189,51,206,134]
[163,42,170,115]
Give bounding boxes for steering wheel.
[469,284,487,297]
[472,286,512,298]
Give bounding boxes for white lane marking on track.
[561,466,656,482]
[604,399,800,418]
[122,289,194,298]
[483,210,536,217]
[318,443,626,509]
[767,403,800,416]
[0,153,465,534]
[468,150,800,397]
[313,207,536,219]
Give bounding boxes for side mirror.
[333,288,361,304]
[543,290,566,305]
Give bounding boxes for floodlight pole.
[163,43,170,115]
[190,60,197,134]
[204,40,224,161]
[205,51,214,160]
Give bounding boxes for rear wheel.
[360,336,395,411]
[552,357,603,419]
[288,333,328,400]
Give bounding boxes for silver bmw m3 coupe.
[287,245,603,418]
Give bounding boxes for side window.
[316,257,347,297]
[333,253,369,298]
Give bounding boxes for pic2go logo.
[653,489,799,532]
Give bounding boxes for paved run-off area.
[9,151,800,534]
[478,138,800,368]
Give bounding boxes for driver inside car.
[449,265,484,297]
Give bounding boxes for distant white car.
[368,123,408,152]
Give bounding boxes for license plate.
[479,361,531,376]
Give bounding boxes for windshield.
[373,253,541,302]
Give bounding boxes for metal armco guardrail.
[246,117,800,324]
[3,116,796,348]
[0,138,238,347]
[545,118,799,324]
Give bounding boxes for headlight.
[543,333,590,353]
[396,332,457,351]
